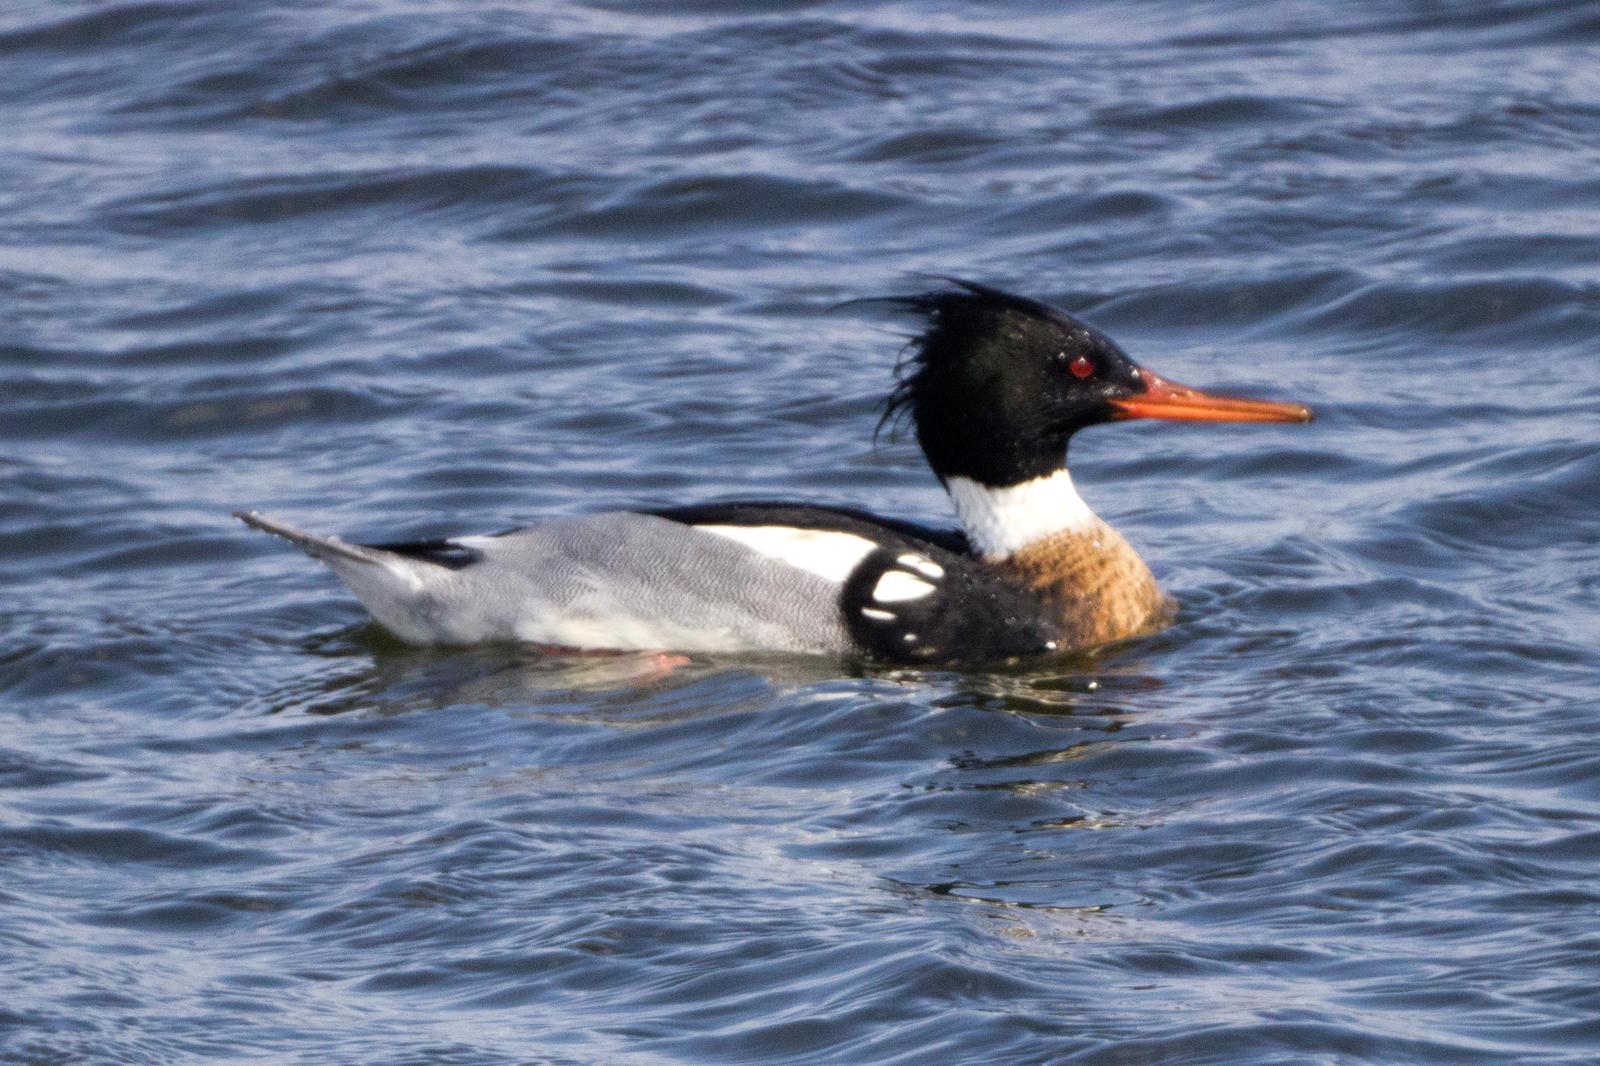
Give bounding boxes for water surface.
[4,1,1600,1062]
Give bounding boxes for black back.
[646,500,971,555]
[361,537,484,570]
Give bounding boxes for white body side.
[697,525,876,583]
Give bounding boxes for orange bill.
[1109,371,1313,424]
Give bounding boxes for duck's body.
[236,499,1093,663]
[239,280,1309,666]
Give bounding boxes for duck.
[237,279,1311,665]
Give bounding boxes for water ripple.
[4,0,1599,1062]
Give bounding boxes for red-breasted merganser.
[237,280,1311,665]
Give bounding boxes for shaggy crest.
[874,278,1092,443]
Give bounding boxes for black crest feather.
[861,277,1143,486]
[874,277,1072,443]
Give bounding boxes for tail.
[234,509,426,601]
[233,510,400,569]
[235,510,439,641]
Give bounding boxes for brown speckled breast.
[996,519,1175,650]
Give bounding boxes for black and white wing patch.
[841,547,1064,665]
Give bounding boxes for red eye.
[1068,354,1095,379]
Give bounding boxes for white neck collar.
[945,469,1098,559]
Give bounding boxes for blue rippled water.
[4,1,1600,1062]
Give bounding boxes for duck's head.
[882,279,1313,489]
